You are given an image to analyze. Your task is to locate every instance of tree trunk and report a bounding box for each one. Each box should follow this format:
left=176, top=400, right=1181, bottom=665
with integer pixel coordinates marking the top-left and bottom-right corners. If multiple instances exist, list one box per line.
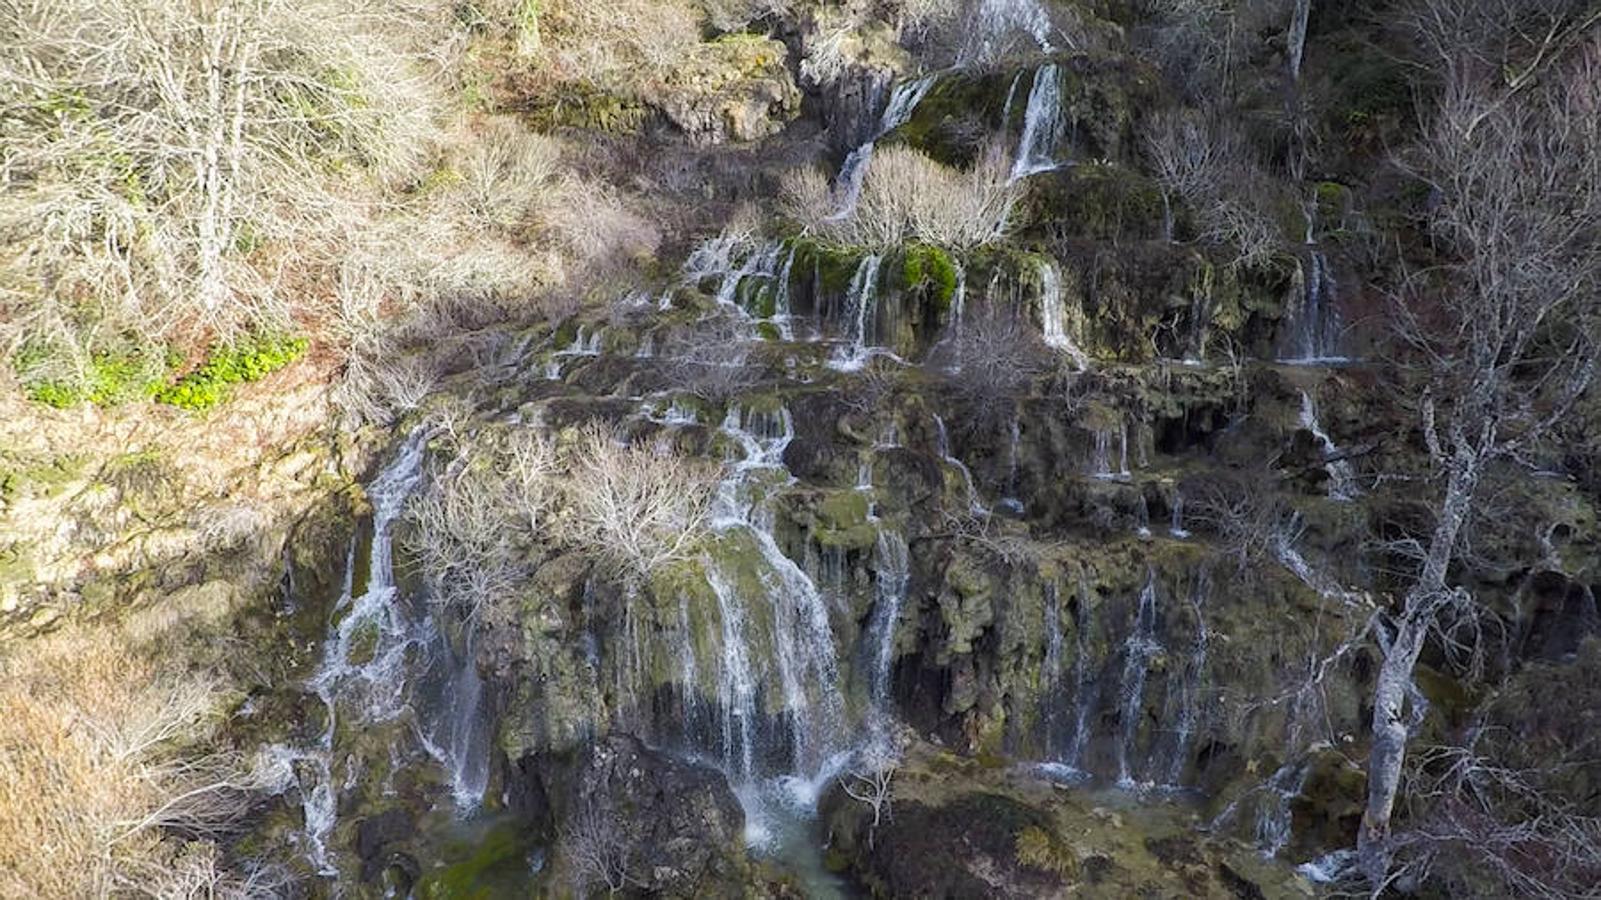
left=1358, top=446, right=1479, bottom=883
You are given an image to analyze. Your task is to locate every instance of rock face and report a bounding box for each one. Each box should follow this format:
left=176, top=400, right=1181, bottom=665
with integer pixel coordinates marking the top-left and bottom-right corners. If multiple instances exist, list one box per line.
left=530, top=734, right=750, bottom=897
left=653, top=36, right=802, bottom=145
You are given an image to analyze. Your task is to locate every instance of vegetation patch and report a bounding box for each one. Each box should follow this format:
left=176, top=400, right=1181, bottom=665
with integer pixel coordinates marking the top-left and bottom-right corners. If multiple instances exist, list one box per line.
left=155, top=334, right=309, bottom=411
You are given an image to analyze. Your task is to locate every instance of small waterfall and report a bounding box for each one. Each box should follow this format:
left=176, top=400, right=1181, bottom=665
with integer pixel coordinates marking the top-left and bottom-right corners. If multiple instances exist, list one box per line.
left=774, top=244, right=798, bottom=339
left=830, top=77, right=937, bottom=219
left=999, top=415, right=1025, bottom=514
left=1299, top=391, right=1358, bottom=501
left=1040, top=579, right=1068, bottom=759
left=1064, top=571, right=1099, bottom=772
left=1115, top=573, right=1161, bottom=787
left=278, top=430, right=432, bottom=875
left=1089, top=423, right=1131, bottom=481
left=833, top=254, right=883, bottom=370
left=1278, top=250, right=1345, bottom=362
left=1011, top=64, right=1065, bottom=181
left=867, top=530, right=911, bottom=709
left=1207, top=757, right=1310, bottom=857
left=959, top=0, right=1055, bottom=67
left=1037, top=258, right=1090, bottom=368
left=418, top=629, right=491, bottom=810
left=1169, top=488, right=1190, bottom=539
left=705, top=563, right=761, bottom=780
left=1134, top=494, right=1152, bottom=539
left=1162, top=577, right=1209, bottom=786
left=934, top=413, right=989, bottom=515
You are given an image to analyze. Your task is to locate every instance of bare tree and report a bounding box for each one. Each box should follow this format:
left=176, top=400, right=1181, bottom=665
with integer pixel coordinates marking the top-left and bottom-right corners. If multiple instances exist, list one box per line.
left=561, top=795, right=636, bottom=895
left=840, top=736, right=902, bottom=849
left=1142, top=110, right=1283, bottom=265
left=1359, top=22, right=1601, bottom=885
left=559, top=422, right=717, bottom=582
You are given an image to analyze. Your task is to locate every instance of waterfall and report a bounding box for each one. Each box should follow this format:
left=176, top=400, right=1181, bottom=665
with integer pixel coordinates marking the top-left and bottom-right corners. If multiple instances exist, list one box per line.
left=1299, top=391, right=1358, bottom=501
left=958, top=0, right=1055, bottom=67
left=1118, top=421, right=1131, bottom=478
left=1162, top=577, right=1209, bottom=786
left=934, top=413, right=989, bottom=515
left=1169, top=488, right=1190, bottom=539
left=867, top=530, right=911, bottom=709
left=999, top=415, right=1025, bottom=514
left=1278, top=250, right=1346, bottom=362
left=706, top=404, right=850, bottom=842
left=830, top=77, right=937, bottom=219
left=1089, top=423, right=1131, bottom=481
left=774, top=244, right=798, bottom=339
left=1134, top=494, right=1151, bottom=539
left=276, top=430, right=434, bottom=875
left=1011, top=64, right=1065, bottom=182
left=833, top=254, right=883, bottom=370
left=418, top=629, right=491, bottom=810
left=1115, top=573, right=1161, bottom=787
left=1037, top=258, right=1090, bottom=368
left=1041, top=579, right=1067, bottom=758
left=1207, top=757, right=1310, bottom=857
left=1064, top=571, right=1099, bottom=772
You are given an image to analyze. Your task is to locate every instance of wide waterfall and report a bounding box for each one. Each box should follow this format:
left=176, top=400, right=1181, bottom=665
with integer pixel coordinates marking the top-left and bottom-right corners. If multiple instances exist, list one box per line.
left=958, top=0, right=1055, bottom=67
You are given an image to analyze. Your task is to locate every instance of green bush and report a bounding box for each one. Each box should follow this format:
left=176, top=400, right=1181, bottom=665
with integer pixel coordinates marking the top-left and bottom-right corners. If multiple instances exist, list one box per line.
left=155, top=334, right=309, bottom=411
left=13, top=341, right=173, bottom=409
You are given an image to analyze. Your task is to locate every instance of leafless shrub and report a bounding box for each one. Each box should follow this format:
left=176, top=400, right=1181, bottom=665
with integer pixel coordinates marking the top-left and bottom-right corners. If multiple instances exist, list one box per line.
left=659, top=315, right=762, bottom=402
left=405, top=428, right=556, bottom=618
left=562, top=795, right=637, bottom=895
left=784, top=145, right=1017, bottom=250
left=934, top=301, right=1049, bottom=431
left=0, top=0, right=447, bottom=345
left=840, top=735, right=903, bottom=849
left=1183, top=471, right=1294, bottom=571
left=557, top=422, right=717, bottom=582
left=534, top=0, right=703, bottom=89
left=1143, top=110, right=1284, bottom=266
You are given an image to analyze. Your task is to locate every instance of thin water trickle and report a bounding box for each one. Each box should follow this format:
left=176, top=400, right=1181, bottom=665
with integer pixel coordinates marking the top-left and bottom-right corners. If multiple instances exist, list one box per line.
left=1115, top=573, right=1161, bottom=787
left=1037, top=258, right=1090, bottom=368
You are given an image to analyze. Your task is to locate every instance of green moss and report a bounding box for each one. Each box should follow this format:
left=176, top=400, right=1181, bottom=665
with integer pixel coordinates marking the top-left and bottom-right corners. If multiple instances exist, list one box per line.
left=793, top=238, right=863, bottom=296
left=155, top=333, right=308, bottom=411
left=524, top=83, right=646, bottom=134
left=900, top=244, right=959, bottom=314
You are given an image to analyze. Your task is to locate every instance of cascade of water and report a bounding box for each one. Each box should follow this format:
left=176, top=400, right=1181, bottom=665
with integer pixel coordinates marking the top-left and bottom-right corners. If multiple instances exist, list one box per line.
left=867, top=530, right=911, bottom=710
left=1162, top=578, right=1209, bottom=786
left=833, top=254, right=884, bottom=370
left=1116, top=573, right=1161, bottom=787
left=1089, top=429, right=1113, bottom=479
left=934, top=414, right=990, bottom=515
left=1065, top=571, right=1099, bottom=772
left=418, top=628, right=491, bottom=810
left=676, top=592, right=704, bottom=728
left=1299, top=391, right=1358, bottom=501
left=1041, top=579, right=1066, bottom=756
left=1134, top=494, right=1152, bottom=539
left=1037, top=258, right=1090, bottom=368
left=1279, top=250, right=1346, bottom=362
left=707, top=405, right=848, bottom=825
left=1206, top=756, right=1309, bottom=856
left=1118, top=421, right=1132, bottom=479
left=773, top=244, right=798, bottom=339
left=279, top=431, right=431, bottom=874
left=830, top=77, right=937, bottom=219
left=1011, top=64, right=1065, bottom=181
left=1169, top=488, right=1190, bottom=539
left=959, top=0, right=1055, bottom=67
left=999, top=415, right=1025, bottom=514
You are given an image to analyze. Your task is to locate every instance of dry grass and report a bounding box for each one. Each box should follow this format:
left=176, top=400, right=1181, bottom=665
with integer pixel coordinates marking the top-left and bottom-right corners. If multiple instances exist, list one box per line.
left=784, top=145, right=1017, bottom=250
left=0, top=624, right=257, bottom=898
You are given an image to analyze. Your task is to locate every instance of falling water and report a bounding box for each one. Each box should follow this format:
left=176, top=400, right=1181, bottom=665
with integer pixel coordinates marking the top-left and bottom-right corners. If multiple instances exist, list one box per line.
left=867, top=531, right=911, bottom=709
left=705, top=563, right=760, bottom=781
left=1064, top=571, right=1099, bottom=772
left=830, top=77, right=937, bottom=219
left=1169, top=488, right=1190, bottom=539
left=934, top=414, right=989, bottom=515
left=1037, top=258, right=1090, bottom=368
left=958, top=0, right=1055, bottom=67
left=1299, top=391, right=1358, bottom=501
left=1011, top=64, right=1065, bottom=181
left=999, top=415, right=1025, bottom=514
left=833, top=254, right=883, bottom=370
left=1162, top=577, right=1209, bottom=786
left=1134, top=494, right=1152, bottom=539
left=1207, top=757, right=1310, bottom=857
left=1279, top=250, right=1346, bottom=363
left=774, top=244, right=798, bottom=339
left=1116, top=573, right=1161, bottom=787
left=276, top=430, right=432, bottom=875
